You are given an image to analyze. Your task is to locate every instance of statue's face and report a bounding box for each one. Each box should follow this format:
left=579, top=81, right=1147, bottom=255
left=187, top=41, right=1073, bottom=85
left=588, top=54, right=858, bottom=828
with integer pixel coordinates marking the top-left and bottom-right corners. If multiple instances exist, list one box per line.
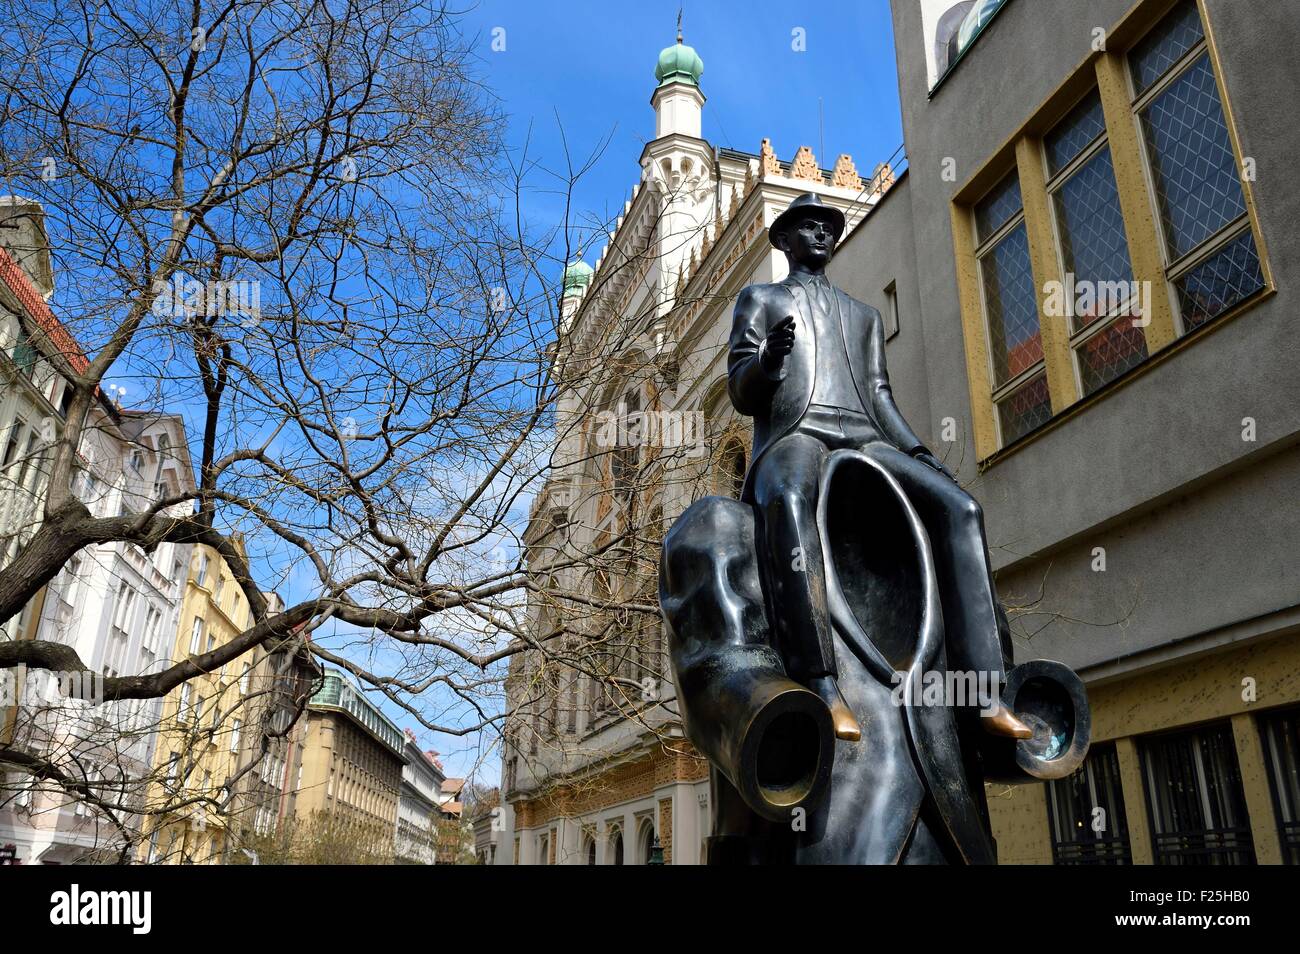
left=778, top=216, right=837, bottom=269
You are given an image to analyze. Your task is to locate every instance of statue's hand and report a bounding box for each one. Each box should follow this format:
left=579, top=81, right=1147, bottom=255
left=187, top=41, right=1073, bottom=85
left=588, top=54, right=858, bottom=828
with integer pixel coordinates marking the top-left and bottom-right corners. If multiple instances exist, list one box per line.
left=760, top=315, right=796, bottom=372
left=913, top=449, right=957, bottom=482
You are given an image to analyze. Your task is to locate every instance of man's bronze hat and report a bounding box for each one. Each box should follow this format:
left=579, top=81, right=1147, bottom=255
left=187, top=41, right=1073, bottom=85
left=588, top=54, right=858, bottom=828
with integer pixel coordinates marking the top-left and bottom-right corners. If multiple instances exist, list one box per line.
left=768, top=192, right=846, bottom=249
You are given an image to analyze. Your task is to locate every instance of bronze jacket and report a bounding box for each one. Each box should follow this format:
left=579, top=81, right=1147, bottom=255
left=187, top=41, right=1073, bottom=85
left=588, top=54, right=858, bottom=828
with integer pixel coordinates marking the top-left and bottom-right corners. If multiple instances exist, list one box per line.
left=727, top=273, right=926, bottom=500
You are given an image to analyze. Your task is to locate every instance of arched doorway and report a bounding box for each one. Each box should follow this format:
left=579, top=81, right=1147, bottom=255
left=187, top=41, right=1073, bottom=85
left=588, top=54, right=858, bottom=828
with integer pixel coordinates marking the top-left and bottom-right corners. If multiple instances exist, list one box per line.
left=640, top=822, right=656, bottom=864
left=610, top=828, right=624, bottom=866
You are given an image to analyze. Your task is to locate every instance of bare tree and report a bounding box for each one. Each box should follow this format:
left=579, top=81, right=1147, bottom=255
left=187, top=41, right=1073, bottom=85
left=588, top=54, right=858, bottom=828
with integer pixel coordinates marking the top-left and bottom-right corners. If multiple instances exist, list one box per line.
left=0, top=0, right=726, bottom=853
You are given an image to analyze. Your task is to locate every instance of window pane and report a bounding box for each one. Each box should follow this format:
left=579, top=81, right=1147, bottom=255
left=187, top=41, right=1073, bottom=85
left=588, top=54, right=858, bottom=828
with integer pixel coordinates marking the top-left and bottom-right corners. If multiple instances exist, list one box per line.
left=1142, top=722, right=1256, bottom=865
left=1140, top=53, right=1247, bottom=260
left=1045, top=90, right=1107, bottom=176
left=1047, top=742, right=1132, bottom=864
left=980, top=223, right=1041, bottom=385
left=975, top=171, right=1023, bottom=243
left=1258, top=706, right=1300, bottom=865
left=13, top=339, right=38, bottom=376
left=996, top=372, right=1051, bottom=444
left=1053, top=147, right=1134, bottom=331
left=1129, top=0, right=1204, bottom=96
left=1174, top=229, right=1265, bottom=331
left=1076, top=317, right=1149, bottom=396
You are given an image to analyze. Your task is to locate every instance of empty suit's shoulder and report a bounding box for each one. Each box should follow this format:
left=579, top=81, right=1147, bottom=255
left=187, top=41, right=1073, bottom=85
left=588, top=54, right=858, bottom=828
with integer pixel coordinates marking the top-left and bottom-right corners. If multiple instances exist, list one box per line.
left=734, top=282, right=790, bottom=314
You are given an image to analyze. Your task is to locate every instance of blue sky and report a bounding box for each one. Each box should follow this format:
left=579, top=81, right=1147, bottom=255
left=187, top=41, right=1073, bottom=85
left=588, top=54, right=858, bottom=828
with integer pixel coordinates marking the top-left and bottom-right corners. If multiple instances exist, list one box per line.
left=392, top=1, right=908, bottom=784
left=455, top=0, right=906, bottom=252
left=89, top=0, right=908, bottom=788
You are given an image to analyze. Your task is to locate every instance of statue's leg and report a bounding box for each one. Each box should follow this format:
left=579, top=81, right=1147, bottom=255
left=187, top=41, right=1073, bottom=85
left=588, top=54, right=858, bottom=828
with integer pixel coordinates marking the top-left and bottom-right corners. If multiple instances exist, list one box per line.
left=869, top=447, right=1005, bottom=679
left=900, top=799, right=957, bottom=865
left=752, top=435, right=862, bottom=740
left=750, top=434, right=835, bottom=683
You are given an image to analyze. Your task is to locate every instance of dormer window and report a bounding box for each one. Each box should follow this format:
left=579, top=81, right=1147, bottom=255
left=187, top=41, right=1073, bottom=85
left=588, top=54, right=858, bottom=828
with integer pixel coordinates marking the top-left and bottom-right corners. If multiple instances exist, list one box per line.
left=11, top=326, right=37, bottom=378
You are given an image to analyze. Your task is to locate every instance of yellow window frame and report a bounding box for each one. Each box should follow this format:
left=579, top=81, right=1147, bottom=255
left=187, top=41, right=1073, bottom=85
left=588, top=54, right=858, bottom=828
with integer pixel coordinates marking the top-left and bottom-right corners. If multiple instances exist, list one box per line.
left=952, top=0, right=1273, bottom=464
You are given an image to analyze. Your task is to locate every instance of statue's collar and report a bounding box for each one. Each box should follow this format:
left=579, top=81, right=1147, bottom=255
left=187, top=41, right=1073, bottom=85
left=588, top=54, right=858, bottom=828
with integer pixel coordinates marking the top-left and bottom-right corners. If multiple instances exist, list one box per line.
left=786, top=270, right=833, bottom=291
left=780, top=270, right=832, bottom=300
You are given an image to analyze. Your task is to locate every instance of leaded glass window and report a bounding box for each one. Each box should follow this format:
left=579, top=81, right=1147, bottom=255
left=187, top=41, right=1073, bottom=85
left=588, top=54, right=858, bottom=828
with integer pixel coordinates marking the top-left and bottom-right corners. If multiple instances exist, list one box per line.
left=974, top=171, right=1050, bottom=445
left=1131, top=0, right=1264, bottom=332
left=1046, top=89, right=1148, bottom=395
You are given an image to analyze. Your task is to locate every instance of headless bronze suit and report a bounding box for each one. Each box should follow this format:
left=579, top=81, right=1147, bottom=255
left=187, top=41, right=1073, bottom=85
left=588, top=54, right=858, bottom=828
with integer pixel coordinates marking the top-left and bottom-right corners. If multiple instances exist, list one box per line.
left=738, top=271, right=1008, bottom=690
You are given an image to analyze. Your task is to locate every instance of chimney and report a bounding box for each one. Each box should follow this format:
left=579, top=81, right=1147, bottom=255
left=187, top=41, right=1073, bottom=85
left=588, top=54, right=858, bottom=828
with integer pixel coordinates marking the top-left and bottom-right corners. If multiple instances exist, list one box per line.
left=0, top=196, right=54, bottom=299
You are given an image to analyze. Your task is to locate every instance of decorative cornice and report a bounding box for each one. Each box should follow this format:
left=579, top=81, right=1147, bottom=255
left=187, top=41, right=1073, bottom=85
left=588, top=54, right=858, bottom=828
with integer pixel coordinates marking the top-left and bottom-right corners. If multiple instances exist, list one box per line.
left=759, top=137, right=781, bottom=178
left=789, top=145, right=823, bottom=183
left=831, top=153, right=864, bottom=191
left=868, top=161, right=898, bottom=197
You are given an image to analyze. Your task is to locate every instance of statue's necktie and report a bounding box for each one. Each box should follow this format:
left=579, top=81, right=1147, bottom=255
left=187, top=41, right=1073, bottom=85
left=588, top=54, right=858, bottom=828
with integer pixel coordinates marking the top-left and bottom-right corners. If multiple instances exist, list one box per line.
left=809, top=276, right=831, bottom=313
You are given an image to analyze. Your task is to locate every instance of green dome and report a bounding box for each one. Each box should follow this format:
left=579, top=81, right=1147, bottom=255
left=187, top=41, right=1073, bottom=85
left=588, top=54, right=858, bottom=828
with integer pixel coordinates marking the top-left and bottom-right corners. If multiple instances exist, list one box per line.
left=562, top=260, right=593, bottom=297
left=655, top=39, right=703, bottom=88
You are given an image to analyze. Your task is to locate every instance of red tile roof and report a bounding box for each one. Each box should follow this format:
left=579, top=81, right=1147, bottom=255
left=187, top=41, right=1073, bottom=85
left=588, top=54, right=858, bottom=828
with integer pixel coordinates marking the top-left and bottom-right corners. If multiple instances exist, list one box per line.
left=0, top=245, right=89, bottom=374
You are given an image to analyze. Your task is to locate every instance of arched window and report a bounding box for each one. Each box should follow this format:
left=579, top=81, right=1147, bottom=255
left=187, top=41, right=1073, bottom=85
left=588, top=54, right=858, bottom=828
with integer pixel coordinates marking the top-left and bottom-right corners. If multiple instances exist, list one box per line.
left=715, top=434, right=747, bottom=499
left=588, top=565, right=614, bottom=717
left=610, top=827, right=624, bottom=866
left=640, top=822, right=656, bottom=864
left=611, top=386, right=641, bottom=498
left=725, top=443, right=746, bottom=498
left=933, top=1, right=976, bottom=78
left=586, top=837, right=597, bottom=865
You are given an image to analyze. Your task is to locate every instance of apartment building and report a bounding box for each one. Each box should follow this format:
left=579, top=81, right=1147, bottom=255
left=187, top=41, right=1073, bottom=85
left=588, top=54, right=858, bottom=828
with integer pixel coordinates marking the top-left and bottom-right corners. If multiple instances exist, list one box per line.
left=137, top=543, right=312, bottom=864
left=231, top=598, right=319, bottom=850
left=0, top=196, right=62, bottom=648
left=0, top=198, right=197, bottom=863
left=396, top=729, right=444, bottom=864
left=294, top=669, right=406, bottom=857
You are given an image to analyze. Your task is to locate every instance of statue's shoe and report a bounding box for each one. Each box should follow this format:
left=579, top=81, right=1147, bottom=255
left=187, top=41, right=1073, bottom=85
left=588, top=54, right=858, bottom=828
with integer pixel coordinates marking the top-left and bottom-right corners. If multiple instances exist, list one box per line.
left=810, top=676, right=862, bottom=742
left=982, top=702, right=1033, bottom=739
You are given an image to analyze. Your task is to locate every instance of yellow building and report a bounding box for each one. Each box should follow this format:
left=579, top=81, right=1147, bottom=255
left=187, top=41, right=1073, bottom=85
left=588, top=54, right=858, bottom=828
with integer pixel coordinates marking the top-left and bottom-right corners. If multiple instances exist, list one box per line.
left=291, top=670, right=407, bottom=860
left=988, top=638, right=1300, bottom=864
left=139, top=541, right=259, bottom=864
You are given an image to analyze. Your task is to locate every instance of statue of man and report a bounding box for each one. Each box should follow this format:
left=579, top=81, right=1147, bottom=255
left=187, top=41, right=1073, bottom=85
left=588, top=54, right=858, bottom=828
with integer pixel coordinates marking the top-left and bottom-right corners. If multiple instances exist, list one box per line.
left=727, top=192, right=1030, bottom=742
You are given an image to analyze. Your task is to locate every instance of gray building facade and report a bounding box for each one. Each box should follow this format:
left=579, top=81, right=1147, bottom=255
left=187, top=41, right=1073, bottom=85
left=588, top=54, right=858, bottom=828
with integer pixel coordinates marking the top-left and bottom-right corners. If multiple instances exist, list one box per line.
left=829, top=0, right=1300, bottom=863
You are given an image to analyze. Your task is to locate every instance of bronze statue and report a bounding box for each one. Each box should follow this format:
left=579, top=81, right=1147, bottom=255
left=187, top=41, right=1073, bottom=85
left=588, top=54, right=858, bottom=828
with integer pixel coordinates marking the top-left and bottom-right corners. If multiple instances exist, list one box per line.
left=659, top=193, right=1090, bottom=864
